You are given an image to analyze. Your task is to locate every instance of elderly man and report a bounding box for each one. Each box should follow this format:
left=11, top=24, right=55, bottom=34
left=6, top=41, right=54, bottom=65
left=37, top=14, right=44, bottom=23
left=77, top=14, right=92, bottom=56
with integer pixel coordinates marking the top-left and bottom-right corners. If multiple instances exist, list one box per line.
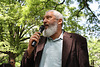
left=21, top=10, right=89, bottom=67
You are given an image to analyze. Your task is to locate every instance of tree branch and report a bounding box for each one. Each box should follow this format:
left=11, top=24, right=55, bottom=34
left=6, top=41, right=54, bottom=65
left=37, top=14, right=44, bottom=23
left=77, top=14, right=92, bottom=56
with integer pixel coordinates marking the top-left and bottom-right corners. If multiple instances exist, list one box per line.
left=86, top=3, right=96, bottom=17
left=76, top=6, right=85, bottom=16
left=0, top=56, right=5, bottom=63
left=86, top=2, right=99, bottom=21
left=54, top=0, right=65, bottom=9
left=20, top=37, right=30, bottom=42
left=19, top=27, right=25, bottom=39
left=58, top=0, right=65, bottom=4
left=0, top=51, right=9, bottom=54
left=20, top=25, right=35, bottom=39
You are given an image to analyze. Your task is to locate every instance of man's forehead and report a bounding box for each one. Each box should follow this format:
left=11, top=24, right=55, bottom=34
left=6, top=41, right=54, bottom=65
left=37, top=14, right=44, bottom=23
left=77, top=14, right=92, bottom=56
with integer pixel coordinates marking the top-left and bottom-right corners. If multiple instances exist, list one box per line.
left=44, top=11, right=54, bottom=17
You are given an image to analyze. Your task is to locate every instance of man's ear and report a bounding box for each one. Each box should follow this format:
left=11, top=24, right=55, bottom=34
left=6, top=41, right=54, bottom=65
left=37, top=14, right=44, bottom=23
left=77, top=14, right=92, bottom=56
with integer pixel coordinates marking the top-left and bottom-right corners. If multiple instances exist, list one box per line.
left=58, top=19, right=62, bottom=25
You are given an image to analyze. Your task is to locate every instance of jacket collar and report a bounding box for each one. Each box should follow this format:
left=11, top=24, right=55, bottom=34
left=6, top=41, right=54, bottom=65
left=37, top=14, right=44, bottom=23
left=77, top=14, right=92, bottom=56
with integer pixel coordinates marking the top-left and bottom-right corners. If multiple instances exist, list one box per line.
left=35, top=32, right=73, bottom=67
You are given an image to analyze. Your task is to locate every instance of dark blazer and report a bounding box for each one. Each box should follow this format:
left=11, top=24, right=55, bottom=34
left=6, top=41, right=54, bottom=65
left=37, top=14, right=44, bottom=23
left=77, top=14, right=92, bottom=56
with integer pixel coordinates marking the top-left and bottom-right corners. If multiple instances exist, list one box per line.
left=21, top=32, right=89, bottom=67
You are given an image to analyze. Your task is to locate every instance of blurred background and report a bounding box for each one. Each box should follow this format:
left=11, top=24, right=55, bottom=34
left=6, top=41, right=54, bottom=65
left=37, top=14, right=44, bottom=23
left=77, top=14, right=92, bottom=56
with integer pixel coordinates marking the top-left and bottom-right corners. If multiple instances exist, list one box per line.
left=0, top=0, right=100, bottom=67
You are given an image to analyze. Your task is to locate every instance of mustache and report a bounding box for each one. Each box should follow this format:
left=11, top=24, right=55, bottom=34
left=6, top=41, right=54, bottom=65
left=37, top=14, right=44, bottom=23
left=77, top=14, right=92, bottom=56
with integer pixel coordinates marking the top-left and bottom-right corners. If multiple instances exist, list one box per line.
left=44, top=23, right=49, bottom=27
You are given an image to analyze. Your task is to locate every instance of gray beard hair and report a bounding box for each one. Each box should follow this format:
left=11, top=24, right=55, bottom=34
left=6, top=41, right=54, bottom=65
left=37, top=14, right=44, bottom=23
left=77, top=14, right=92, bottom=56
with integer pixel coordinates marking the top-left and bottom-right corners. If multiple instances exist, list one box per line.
left=43, top=23, right=57, bottom=37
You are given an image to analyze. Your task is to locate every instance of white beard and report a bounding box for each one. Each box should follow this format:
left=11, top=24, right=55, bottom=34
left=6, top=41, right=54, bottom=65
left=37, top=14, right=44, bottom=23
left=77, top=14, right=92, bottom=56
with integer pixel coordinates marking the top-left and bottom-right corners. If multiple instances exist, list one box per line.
left=43, top=23, right=58, bottom=37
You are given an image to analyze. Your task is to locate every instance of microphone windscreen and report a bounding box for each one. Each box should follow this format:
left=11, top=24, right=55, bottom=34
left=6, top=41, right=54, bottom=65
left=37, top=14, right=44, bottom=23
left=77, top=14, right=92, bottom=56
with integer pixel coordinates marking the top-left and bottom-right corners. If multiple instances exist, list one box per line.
left=39, top=25, right=45, bottom=33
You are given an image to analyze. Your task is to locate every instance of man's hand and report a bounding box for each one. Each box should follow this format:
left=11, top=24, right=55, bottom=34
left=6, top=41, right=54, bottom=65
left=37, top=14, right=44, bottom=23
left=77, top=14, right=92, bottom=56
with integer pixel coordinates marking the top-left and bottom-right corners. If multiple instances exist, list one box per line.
left=27, top=32, right=41, bottom=57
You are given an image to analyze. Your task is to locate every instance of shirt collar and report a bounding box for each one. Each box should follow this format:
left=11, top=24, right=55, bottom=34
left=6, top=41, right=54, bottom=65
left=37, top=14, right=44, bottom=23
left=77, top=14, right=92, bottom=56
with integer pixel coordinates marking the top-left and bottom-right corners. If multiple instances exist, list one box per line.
left=47, top=31, right=63, bottom=42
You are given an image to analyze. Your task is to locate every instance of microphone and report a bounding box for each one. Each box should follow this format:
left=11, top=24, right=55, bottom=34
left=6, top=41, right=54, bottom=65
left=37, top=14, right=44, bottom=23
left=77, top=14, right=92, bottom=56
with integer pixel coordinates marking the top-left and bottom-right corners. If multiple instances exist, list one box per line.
left=31, top=25, right=45, bottom=47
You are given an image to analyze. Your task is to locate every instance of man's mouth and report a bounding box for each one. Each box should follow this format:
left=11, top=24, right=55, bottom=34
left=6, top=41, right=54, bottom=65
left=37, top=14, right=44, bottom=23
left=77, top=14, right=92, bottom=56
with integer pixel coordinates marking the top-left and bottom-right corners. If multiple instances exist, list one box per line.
left=44, top=24, right=49, bottom=29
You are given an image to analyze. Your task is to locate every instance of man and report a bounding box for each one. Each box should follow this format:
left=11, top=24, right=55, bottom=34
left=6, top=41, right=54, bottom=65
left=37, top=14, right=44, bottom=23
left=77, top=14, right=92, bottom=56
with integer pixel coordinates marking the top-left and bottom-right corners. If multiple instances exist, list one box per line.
left=10, top=58, right=15, bottom=67
left=21, top=10, right=89, bottom=67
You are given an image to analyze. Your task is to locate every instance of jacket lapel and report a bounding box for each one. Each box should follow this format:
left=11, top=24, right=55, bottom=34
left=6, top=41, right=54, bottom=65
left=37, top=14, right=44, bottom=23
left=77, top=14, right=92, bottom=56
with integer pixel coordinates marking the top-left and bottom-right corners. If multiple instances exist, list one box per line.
left=62, top=32, right=73, bottom=67
left=34, top=37, right=47, bottom=67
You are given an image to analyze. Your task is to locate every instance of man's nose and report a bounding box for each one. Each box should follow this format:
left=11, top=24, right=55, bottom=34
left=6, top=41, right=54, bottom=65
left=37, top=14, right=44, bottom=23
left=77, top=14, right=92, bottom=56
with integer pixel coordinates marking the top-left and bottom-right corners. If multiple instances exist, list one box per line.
left=43, top=18, right=47, bottom=24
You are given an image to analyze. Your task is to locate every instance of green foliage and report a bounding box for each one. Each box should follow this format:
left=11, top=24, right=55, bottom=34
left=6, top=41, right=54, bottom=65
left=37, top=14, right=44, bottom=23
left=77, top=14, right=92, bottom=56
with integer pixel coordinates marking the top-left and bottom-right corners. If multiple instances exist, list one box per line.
left=88, top=39, right=100, bottom=67
left=63, top=6, right=85, bottom=33
left=0, top=0, right=99, bottom=67
left=65, top=0, right=100, bottom=38
left=0, top=0, right=65, bottom=66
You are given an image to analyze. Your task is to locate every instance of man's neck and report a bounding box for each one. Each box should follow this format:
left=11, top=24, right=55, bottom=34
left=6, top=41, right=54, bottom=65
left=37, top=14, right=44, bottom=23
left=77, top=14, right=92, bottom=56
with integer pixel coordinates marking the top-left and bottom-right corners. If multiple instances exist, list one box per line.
left=50, top=29, right=62, bottom=40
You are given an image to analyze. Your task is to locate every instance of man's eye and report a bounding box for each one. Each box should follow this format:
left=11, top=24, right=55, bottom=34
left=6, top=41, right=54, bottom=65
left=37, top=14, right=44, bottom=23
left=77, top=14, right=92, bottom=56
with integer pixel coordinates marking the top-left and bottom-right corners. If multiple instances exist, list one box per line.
left=43, top=16, right=52, bottom=20
left=47, top=16, right=52, bottom=19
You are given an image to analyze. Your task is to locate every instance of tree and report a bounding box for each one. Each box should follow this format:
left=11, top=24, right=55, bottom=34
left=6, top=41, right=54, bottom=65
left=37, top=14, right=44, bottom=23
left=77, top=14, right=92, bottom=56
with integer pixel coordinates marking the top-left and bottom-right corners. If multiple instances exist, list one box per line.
left=88, top=38, right=100, bottom=67
left=0, top=0, right=65, bottom=66
left=64, top=0, right=100, bottom=38
left=0, top=0, right=99, bottom=66
left=0, top=0, right=29, bottom=64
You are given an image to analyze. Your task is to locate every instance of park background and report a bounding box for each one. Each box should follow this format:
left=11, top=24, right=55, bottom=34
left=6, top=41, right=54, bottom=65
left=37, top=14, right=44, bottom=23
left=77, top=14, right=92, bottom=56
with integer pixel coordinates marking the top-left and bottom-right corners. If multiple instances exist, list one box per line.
left=0, top=0, right=100, bottom=67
